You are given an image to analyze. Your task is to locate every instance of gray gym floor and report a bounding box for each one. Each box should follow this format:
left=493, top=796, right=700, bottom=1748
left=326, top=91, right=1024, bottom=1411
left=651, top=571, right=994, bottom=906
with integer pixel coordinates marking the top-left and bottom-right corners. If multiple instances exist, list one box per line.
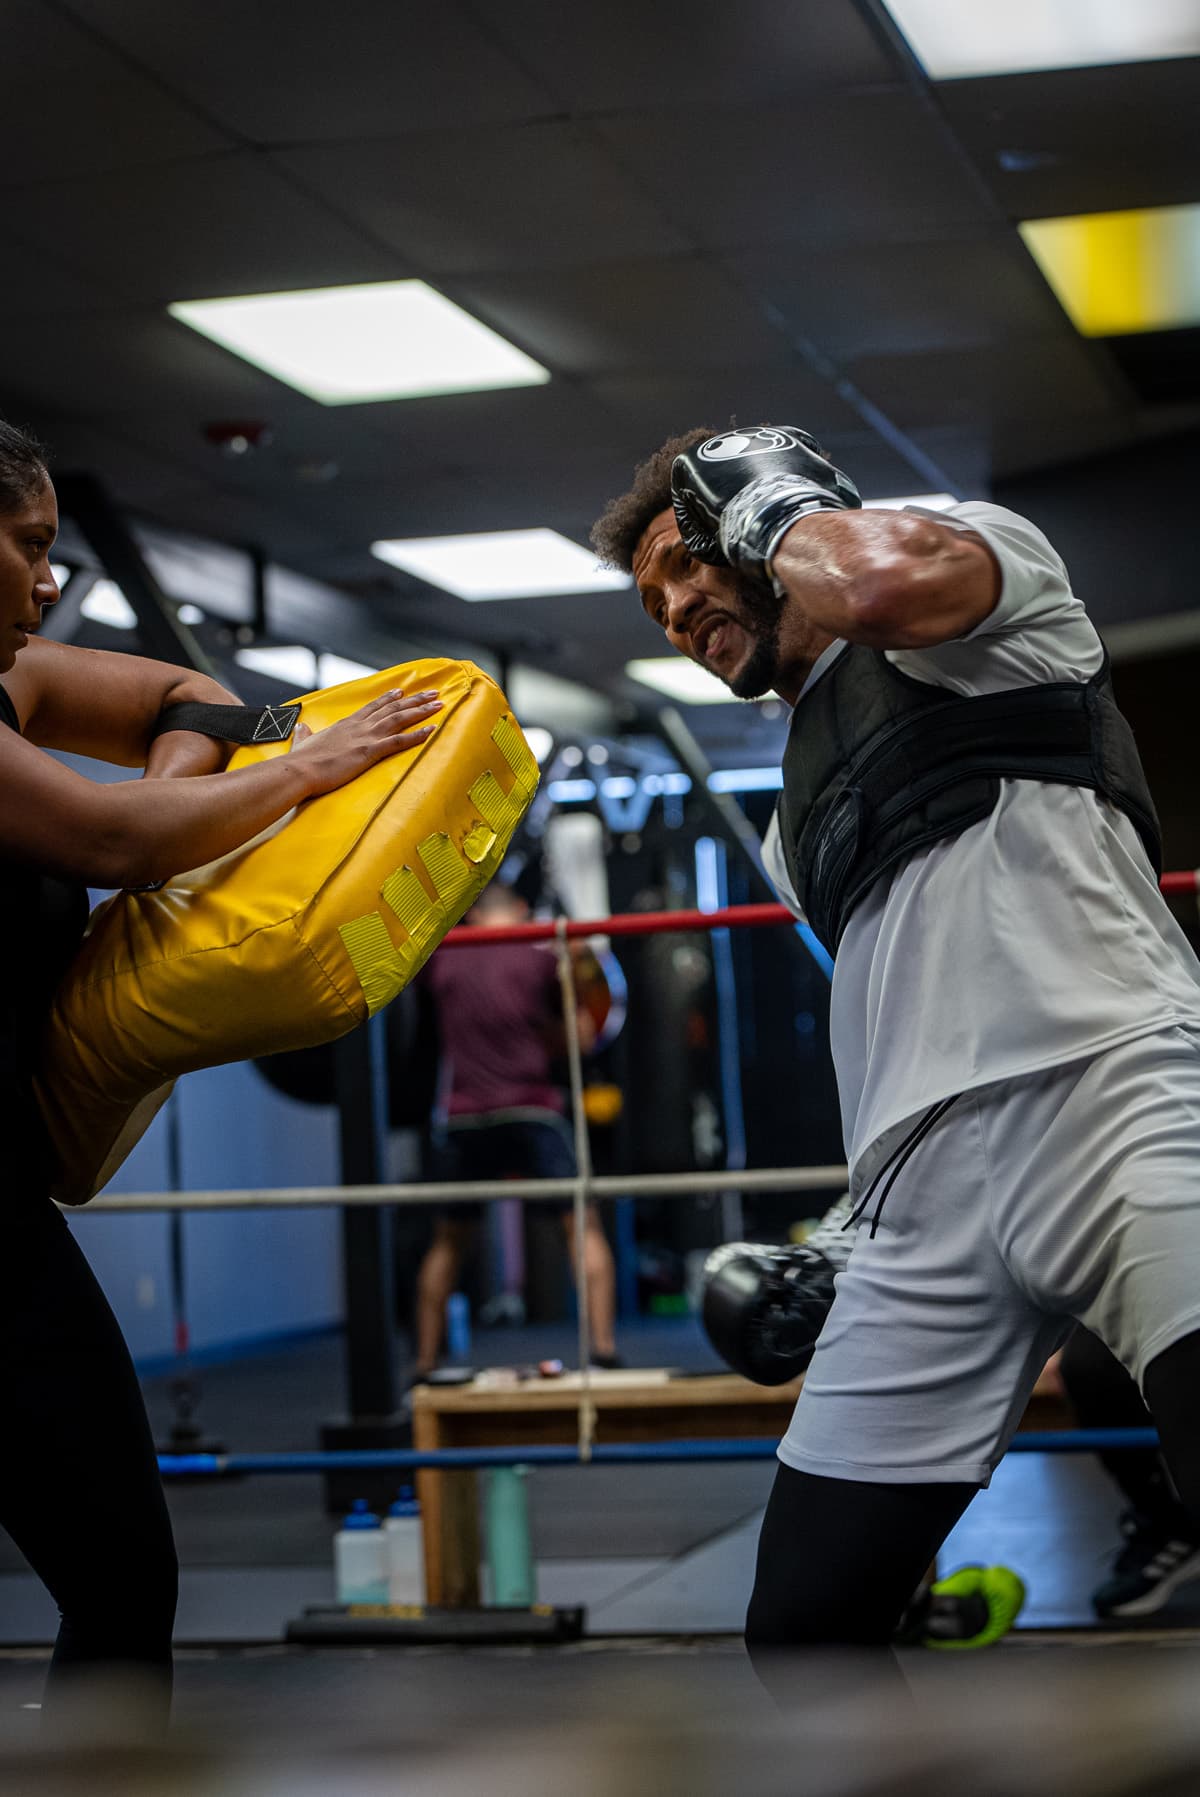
left=3, top=1637, right=1200, bottom=1793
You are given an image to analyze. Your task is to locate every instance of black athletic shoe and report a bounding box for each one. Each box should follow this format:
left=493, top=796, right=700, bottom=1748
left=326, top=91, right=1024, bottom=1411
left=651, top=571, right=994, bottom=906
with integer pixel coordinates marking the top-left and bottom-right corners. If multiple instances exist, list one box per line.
left=1093, top=1508, right=1200, bottom=1618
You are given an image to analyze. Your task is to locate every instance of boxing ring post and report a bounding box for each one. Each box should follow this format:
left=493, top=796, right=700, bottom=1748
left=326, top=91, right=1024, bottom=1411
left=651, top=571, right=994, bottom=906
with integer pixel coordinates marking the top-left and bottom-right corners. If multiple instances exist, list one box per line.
left=318, top=1015, right=409, bottom=1513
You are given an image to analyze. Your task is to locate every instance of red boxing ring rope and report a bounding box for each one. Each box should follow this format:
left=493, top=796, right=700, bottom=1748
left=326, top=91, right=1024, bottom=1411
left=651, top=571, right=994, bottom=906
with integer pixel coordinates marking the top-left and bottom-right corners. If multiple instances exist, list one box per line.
left=445, top=870, right=1200, bottom=947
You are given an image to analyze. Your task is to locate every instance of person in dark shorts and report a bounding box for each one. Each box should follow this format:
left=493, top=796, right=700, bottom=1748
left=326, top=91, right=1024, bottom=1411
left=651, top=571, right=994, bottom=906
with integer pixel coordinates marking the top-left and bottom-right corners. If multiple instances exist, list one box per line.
left=413, top=880, right=619, bottom=1374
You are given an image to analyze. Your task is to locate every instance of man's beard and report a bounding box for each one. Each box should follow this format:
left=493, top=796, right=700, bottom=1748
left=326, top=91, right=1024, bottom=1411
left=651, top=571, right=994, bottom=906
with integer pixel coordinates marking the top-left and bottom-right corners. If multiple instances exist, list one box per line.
left=724, top=578, right=786, bottom=700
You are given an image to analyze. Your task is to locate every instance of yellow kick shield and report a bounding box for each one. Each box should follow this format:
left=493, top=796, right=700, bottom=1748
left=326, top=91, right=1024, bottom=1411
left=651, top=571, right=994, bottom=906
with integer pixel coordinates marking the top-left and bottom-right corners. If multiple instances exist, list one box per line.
left=35, top=660, right=539, bottom=1206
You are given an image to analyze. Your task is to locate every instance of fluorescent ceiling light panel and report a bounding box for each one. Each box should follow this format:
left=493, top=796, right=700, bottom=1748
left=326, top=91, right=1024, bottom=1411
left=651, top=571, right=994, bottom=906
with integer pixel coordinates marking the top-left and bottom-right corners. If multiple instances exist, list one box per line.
left=625, top=657, right=745, bottom=706
left=318, top=653, right=378, bottom=688
left=882, top=0, right=1200, bottom=78
left=523, top=727, right=555, bottom=765
left=371, top=529, right=630, bottom=600
left=708, top=767, right=784, bottom=793
left=80, top=580, right=136, bottom=629
left=168, top=281, right=549, bottom=404
left=865, top=492, right=958, bottom=511
left=547, top=779, right=598, bottom=803
left=234, top=645, right=319, bottom=687
left=1019, top=204, right=1200, bottom=336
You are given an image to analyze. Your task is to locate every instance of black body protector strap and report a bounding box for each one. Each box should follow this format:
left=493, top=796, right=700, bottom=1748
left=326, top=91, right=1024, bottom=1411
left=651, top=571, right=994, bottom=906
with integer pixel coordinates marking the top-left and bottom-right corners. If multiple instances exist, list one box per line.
left=777, top=643, right=1162, bottom=958
left=150, top=700, right=301, bottom=745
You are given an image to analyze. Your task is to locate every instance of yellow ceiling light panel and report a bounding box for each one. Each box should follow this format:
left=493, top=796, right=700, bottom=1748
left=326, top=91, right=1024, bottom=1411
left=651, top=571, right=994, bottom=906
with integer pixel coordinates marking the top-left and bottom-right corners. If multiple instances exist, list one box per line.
left=1020, top=204, right=1200, bottom=338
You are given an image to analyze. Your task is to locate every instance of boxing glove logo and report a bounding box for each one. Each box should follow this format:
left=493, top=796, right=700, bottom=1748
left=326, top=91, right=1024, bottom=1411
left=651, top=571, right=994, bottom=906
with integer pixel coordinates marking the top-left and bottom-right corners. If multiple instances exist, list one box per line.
left=698, top=426, right=822, bottom=462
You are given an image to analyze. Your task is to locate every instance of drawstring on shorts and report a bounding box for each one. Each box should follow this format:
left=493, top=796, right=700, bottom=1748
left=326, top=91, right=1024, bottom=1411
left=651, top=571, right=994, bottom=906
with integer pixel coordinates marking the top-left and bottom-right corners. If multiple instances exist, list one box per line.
left=844, top=1093, right=961, bottom=1239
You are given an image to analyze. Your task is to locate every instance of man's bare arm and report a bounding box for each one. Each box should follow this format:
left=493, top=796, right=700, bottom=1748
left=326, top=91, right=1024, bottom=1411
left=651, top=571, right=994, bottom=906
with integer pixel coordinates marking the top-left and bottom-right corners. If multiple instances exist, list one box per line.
left=769, top=508, right=1001, bottom=649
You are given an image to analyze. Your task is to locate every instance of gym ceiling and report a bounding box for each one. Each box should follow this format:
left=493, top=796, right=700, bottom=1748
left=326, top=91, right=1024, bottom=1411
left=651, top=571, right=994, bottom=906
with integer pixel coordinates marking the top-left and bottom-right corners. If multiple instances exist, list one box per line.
left=3, top=1, right=1199, bottom=756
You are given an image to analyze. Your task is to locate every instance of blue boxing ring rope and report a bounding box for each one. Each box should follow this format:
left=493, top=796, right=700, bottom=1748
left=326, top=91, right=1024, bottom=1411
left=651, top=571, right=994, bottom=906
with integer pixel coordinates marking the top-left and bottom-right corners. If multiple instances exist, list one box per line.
left=158, top=1427, right=1162, bottom=1478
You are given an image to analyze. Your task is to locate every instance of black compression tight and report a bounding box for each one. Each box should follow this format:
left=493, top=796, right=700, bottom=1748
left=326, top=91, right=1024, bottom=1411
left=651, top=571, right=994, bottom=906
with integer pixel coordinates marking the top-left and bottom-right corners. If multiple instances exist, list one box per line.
left=1142, top=1327, right=1200, bottom=1532
left=745, top=1462, right=977, bottom=1686
left=744, top=1325, right=1200, bottom=1698
left=0, top=1194, right=177, bottom=1721
left=1059, top=1327, right=1183, bottom=1524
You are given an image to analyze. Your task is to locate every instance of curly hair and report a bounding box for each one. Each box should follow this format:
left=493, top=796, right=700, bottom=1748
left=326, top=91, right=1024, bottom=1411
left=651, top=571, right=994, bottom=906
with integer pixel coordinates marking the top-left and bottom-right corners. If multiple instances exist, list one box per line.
left=590, top=427, right=715, bottom=573
left=0, top=417, right=49, bottom=514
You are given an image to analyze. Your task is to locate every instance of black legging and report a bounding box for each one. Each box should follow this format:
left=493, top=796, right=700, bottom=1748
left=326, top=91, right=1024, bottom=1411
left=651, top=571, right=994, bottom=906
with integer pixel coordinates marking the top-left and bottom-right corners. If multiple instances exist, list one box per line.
left=1059, top=1327, right=1186, bottom=1526
left=0, top=1191, right=177, bottom=1717
left=746, top=1326, right=1200, bottom=1682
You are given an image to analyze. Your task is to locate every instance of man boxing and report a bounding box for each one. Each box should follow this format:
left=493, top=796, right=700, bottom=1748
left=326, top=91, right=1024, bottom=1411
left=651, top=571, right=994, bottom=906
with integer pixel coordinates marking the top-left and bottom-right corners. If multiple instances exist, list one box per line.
left=590, top=426, right=1200, bottom=1670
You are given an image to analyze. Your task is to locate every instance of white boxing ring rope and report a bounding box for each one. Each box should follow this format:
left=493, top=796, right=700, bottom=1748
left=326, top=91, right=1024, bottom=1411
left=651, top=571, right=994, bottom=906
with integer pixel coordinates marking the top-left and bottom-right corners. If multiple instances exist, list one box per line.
left=82, top=1166, right=851, bottom=1213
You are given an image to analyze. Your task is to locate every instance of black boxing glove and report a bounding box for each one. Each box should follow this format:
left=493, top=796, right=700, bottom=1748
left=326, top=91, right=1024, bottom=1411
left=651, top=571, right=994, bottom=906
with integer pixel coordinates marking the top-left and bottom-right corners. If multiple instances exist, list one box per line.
left=701, top=1240, right=839, bottom=1386
left=671, top=424, right=861, bottom=583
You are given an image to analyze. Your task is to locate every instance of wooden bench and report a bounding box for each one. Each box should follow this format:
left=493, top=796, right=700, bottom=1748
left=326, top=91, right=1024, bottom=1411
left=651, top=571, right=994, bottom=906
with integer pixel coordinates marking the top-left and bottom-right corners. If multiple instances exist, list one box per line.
left=411, top=1366, right=1074, bottom=1606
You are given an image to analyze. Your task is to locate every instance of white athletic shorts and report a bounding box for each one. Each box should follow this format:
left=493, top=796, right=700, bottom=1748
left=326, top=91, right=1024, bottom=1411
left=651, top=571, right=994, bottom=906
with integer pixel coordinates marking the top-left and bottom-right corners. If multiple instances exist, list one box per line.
left=779, top=1022, right=1200, bottom=1487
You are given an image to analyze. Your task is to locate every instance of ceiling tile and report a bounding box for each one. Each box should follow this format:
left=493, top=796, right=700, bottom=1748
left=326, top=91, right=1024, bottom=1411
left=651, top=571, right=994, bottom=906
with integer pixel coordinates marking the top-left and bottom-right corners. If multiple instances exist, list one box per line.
left=355, top=381, right=634, bottom=465
left=61, top=0, right=555, bottom=140
left=276, top=123, right=688, bottom=273
left=0, top=0, right=230, bottom=185
left=448, top=258, right=795, bottom=374
left=595, top=93, right=991, bottom=251
left=473, top=0, right=896, bottom=112
left=0, top=312, right=296, bottom=418
left=845, top=337, right=1121, bottom=435
left=734, top=236, right=1066, bottom=360
left=591, top=369, right=864, bottom=455
left=806, top=431, right=948, bottom=501
left=11, top=154, right=399, bottom=302
left=939, top=59, right=1200, bottom=221
left=0, top=235, right=128, bottom=320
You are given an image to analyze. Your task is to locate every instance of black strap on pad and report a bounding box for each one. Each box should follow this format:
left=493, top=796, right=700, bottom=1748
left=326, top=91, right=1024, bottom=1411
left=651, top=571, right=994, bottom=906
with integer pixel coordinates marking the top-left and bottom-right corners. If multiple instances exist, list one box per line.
left=151, top=700, right=301, bottom=745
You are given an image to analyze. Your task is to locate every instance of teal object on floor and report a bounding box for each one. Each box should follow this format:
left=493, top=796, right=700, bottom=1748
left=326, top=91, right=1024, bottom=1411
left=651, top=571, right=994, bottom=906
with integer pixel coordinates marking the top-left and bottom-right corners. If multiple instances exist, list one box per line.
left=485, top=1465, right=536, bottom=1606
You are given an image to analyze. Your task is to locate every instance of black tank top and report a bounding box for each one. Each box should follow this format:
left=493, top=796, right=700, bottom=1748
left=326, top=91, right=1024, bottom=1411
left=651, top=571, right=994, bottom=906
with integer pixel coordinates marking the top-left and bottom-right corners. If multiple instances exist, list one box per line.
left=0, top=683, right=91, bottom=1191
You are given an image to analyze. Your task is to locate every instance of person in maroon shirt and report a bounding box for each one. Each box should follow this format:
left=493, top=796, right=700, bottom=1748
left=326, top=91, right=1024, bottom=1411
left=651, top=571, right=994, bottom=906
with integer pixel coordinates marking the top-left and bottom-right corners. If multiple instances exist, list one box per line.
left=413, top=879, right=618, bottom=1375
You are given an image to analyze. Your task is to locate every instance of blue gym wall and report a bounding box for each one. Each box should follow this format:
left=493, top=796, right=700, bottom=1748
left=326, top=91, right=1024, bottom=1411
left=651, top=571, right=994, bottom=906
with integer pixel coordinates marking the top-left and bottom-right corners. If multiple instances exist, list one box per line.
left=67, top=1067, right=344, bottom=1365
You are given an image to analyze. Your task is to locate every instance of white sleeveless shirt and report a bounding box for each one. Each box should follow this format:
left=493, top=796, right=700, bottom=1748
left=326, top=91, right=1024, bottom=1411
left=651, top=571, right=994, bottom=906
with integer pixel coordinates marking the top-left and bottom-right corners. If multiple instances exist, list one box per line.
left=763, top=501, right=1200, bottom=1174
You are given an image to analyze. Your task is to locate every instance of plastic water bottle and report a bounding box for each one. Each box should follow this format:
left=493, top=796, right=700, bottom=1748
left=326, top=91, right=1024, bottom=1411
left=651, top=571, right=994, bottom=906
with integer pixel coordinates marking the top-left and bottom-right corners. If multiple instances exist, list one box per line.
left=385, top=1488, right=423, bottom=1605
left=485, top=1465, right=536, bottom=1606
left=446, top=1290, right=472, bottom=1362
left=334, top=1498, right=388, bottom=1605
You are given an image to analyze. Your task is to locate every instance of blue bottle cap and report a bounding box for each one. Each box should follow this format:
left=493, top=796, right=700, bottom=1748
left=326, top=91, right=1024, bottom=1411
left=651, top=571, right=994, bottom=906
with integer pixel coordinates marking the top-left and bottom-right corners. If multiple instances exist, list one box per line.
left=343, top=1497, right=381, bottom=1529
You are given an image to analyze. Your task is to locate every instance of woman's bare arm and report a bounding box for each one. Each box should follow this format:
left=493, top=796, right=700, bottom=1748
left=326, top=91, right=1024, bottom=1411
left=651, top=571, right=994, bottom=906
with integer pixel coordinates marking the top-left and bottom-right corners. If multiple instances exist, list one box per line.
left=0, top=688, right=442, bottom=888
left=4, top=638, right=243, bottom=774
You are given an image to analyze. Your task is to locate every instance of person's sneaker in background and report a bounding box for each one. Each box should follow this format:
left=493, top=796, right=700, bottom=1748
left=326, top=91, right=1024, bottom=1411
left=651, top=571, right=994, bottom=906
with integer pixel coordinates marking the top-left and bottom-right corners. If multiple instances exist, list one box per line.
left=1093, top=1508, right=1200, bottom=1618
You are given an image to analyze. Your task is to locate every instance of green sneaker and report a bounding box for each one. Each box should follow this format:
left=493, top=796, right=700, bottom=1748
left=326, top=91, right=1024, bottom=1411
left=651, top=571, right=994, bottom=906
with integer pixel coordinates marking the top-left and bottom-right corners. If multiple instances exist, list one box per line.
left=922, top=1564, right=1026, bottom=1650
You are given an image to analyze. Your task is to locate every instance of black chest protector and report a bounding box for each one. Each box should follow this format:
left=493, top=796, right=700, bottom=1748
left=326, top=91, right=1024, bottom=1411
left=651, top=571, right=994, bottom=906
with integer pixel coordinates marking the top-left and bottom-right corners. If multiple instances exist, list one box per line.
left=777, top=643, right=1162, bottom=958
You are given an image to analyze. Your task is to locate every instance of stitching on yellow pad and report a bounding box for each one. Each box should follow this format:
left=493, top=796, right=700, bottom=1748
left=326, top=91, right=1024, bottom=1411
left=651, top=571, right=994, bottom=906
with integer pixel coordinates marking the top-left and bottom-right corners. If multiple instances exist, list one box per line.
left=469, top=769, right=525, bottom=839
left=417, top=832, right=478, bottom=917
left=492, top=714, right=539, bottom=797
left=380, top=866, right=429, bottom=938
left=462, top=823, right=497, bottom=865
left=337, top=911, right=412, bottom=1016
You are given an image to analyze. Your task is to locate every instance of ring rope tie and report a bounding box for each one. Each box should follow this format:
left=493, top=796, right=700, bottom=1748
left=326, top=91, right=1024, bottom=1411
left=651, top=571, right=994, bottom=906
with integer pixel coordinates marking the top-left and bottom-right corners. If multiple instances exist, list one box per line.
left=554, top=913, right=595, bottom=1463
